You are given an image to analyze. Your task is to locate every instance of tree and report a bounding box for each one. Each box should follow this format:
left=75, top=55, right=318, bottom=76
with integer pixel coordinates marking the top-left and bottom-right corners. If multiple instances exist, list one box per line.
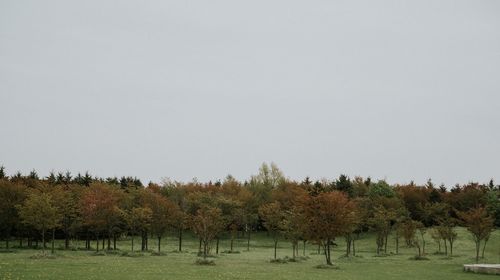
left=258, top=201, right=284, bottom=260
left=369, top=206, right=396, bottom=255
left=123, top=207, right=152, bottom=252
left=143, top=191, right=179, bottom=252
left=0, top=181, right=26, bottom=249
left=459, top=207, right=495, bottom=262
left=304, top=191, right=357, bottom=265
left=335, top=174, right=353, bottom=197
left=50, top=185, right=81, bottom=249
left=17, top=192, right=61, bottom=254
left=81, top=183, right=124, bottom=251
left=191, top=207, right=225, bottom=259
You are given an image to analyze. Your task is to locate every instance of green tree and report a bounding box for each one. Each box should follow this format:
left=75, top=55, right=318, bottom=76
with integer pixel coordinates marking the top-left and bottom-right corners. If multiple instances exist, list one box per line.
left=0, top=180, right=26, bottom=249
left=17, top=192, right=61, bottom=254
left=259, top=201, right=284, bottom=260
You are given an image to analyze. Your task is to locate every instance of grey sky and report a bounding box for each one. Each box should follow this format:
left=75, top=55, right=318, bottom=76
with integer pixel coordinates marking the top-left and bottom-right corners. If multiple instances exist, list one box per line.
left=1, top=0, right=499, bottom=186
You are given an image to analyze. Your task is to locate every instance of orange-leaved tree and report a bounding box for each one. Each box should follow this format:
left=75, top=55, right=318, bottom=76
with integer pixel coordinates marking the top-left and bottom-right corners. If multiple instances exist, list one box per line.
left=304, top=191, right=357, bottom=265
left=459, top=207, right=495, bottom=263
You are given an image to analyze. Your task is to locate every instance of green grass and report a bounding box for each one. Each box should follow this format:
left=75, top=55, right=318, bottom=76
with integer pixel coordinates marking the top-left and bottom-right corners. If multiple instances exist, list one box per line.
left=1, top=228, right=499, bottom=280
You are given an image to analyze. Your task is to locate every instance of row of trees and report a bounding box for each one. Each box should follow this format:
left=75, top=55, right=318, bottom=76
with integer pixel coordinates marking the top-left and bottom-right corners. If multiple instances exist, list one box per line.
left=0, top=164, right=498, bottom=263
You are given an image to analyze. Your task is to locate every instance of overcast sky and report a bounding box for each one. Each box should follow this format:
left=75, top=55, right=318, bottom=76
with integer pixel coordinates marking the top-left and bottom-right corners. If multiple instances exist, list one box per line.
left=1, top=0, right=499, bottom=186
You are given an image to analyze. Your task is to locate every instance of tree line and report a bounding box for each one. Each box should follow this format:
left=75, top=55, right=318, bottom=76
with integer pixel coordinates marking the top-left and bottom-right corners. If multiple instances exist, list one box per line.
left=0, top=163, right=498, bottom=264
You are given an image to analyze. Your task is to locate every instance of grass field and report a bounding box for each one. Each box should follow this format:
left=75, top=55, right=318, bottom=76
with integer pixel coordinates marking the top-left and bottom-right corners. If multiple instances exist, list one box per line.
left=1, top=228, right=499, bottom=280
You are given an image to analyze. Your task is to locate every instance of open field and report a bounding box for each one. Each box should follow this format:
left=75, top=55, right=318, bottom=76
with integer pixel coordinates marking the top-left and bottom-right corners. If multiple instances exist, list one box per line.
left=1, top=228, right=499, bottom=280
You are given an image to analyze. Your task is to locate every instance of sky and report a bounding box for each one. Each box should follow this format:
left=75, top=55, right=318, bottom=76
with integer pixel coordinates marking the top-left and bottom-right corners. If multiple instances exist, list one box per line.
left=1, top=0, right=499, bottom=186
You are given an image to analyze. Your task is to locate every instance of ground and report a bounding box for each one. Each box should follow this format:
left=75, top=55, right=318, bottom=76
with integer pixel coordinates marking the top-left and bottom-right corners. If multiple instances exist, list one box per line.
left=1, top=228, right=499, bottom=280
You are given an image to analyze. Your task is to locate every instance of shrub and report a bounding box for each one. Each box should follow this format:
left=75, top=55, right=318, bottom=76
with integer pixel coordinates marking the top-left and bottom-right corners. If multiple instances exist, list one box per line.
left=151, top=251, right=167, bottom=256
left=195, top=258, right=215, bottom=265
left=409, top=255, right=430, bottom=261
left=120, top=251, right=145, bottom=257
left=270, top=257, right=288, bottom=264
left=30, top=253, right=57, bottom=259
left=314, top=264, right=340, bottom=269
left=221, top=250, right=240, bottom=254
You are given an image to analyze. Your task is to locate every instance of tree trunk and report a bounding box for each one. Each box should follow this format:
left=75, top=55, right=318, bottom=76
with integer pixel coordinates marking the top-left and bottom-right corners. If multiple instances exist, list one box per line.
left=216, top=237, right=219, bottom=254
left=247, top=229, right=250, bottom=251
left=131, top=236, right=134, bottom=252
left=420, top=232, right=426, bottom=255
left=395, top=235, right=399, bottom=254
left=107, top=236, right=111, bottom=250
left=384, top=234, right=388, bottom=254
left=292, top=243, right=296, bottom=259
left=65, top=233, right=69, bottom=250
left=449, top=240, right=453, bottom=256
left=19, top=238, right=23, bottom=248
left=230, top=236, right=234, bottom=252
left=96, top=234, right=99, bottom=252
left=113, top=235, right=116, bottom=250
left=158, top=236, right=161, bottom=252
left=203, top=241, right=208, bottom=259
left=43, top=231, right=47, bottom=250
left=443, top=238, right=448, bottom=255
left=303, top=240, right=306, bottom=256
left=352, top=238, right=356, bottom=256
left=5, top=239, right=9, bottom=250
left=178, top=229, right=183, bottom=252
left=51, top=229, right=55, bottom=254
left=198, top=238, right=202, bottom=253
left=274, top=240, right=278, bottom=260
left=41, top=229, right=45, bottom=254
left=325, top=239, right=332, bottom=265
left=482, top=239, right=488, bottom=259
left=475, top=241, right=480, bottom=263
left=102, top=238, right=104, bottom=250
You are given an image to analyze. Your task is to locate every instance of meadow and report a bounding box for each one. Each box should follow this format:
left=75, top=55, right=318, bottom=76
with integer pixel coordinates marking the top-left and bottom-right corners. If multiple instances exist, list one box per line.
left=1, top=228, right=499, bottom=280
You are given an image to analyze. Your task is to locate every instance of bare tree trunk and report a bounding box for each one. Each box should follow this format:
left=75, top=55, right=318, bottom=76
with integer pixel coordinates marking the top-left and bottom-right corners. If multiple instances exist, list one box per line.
left=178, top=229, right=183, bottom=252
left=395, top=235, right=399, bottom=254
left=41, top=229, right=45, bottom=254
left=96, top=234, right=99, bottom=252
left=482, top=238, right=488, bottom=259
left=131, top=236, right=134, bottom=252
left=352, top=238, right=356, bottom=256
left=158, top=236, right=161, bottom=252
left=449, top=239, right=453, bottom=257
left=303, top=240, right=306, bottom=256
left=443, top=239, right=448, bottom=256
left=51, top=229, right=55, bottom=254
left=274, top=240, right=278, bottom=260
left=384, top=234, right=388, bottom=254
left=216, top=238, right=219, bottom=254
left=247, top=230, right=250, bottom=251
left=325, top=239, right=332, bottom=265
left=475, top=241, right=480, bottom=263
left=65, top=232, right=69, bottom=250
